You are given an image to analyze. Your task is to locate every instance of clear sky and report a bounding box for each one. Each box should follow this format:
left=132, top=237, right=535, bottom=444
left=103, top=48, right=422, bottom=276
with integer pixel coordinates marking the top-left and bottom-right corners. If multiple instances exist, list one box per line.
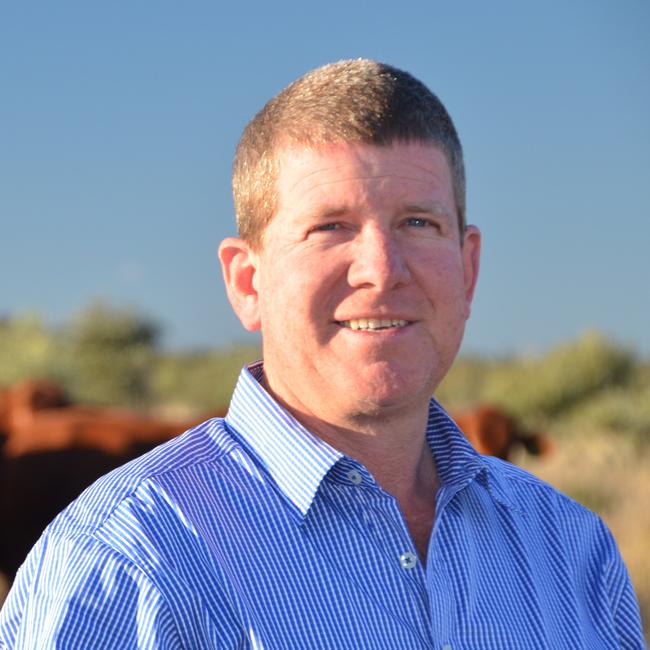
left=2, top=1, right=649, bottom=355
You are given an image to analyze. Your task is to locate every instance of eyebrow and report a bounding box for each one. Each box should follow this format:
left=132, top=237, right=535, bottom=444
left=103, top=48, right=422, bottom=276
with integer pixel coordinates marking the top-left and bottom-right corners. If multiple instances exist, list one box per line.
left=308, top=201, right=455, bottom=223
left=401, top=202, right=455, bottom=221
left=318, top=207, right=350, bottom=220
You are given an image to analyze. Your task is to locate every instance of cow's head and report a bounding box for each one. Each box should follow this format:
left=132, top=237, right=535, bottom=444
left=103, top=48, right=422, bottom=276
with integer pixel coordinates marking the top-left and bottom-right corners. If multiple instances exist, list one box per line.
left=4, top=380, right=70, bottom=430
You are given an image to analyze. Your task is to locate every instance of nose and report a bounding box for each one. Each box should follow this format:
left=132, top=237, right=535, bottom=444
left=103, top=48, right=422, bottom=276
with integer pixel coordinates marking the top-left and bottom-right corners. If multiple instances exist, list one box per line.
left=347, top=225, right=411, bottom=290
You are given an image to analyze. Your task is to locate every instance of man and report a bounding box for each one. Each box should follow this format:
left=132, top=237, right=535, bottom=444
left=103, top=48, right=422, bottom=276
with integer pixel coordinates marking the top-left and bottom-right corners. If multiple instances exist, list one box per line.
left=0, top=60, right=643, bottom=648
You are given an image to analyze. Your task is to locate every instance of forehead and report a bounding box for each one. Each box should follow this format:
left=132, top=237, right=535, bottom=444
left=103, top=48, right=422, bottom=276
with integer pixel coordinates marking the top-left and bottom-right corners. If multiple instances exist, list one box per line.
left=273, top=141, right=455, bottom=216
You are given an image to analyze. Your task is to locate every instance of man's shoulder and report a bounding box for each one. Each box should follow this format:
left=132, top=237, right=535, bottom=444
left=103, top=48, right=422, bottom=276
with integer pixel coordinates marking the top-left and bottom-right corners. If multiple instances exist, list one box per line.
left=481, top=455, right=606, bottom=532
left=49, top=416, right=237, bottom=538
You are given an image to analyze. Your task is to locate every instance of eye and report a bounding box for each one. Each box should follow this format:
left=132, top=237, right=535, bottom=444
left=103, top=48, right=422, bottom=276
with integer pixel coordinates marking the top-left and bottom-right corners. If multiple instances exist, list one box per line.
left=405, top=217, right=430, bottom=228
left=311, top=222, right=342, bottom=233
left=404, top=217, right=441, bottom=231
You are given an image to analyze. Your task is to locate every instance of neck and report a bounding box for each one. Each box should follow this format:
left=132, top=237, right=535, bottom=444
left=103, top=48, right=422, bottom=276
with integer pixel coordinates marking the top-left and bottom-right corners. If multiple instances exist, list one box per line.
left=310, top=407, right=439, bottom=563
left=313, top=408, right=437, bottom=500
left=261, top=373, right=439, bottom=560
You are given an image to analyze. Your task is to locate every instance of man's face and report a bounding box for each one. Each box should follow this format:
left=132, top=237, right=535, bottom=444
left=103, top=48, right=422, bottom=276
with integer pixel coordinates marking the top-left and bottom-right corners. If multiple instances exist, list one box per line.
left=229, top=141, right=480, bottom=424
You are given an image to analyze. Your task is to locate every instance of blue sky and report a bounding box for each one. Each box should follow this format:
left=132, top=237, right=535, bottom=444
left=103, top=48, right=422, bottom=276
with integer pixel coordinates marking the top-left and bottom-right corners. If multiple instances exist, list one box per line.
left=1, top=2, right=649, bottom=355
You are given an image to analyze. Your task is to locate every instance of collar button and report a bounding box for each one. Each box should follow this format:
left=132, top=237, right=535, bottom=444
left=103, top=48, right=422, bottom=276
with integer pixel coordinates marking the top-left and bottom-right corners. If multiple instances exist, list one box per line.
left=399, top=551, right=417, bottom=570
left=346, top=469, right=363, bottom=485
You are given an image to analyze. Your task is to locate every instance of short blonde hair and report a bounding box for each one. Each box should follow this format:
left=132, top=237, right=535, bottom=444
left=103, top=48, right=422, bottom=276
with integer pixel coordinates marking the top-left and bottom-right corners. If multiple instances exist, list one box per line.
left=232, top=59, right=466, bottom=250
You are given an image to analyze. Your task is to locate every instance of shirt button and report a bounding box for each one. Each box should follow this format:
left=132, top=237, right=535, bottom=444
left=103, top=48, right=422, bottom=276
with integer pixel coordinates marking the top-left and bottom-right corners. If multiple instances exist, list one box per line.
left=346, top=469, right=363, bottom=485
left=399, top=551, right=417, bottom=570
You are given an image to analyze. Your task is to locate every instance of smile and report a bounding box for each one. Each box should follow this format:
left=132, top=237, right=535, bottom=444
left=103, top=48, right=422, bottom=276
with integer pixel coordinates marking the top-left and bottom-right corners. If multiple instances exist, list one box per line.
left=337, top=318, right=409, bottom=331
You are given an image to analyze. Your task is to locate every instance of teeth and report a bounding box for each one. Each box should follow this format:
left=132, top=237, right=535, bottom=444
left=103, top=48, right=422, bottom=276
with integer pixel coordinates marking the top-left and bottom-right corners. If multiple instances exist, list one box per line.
left=339, top=318, right=408, bottom=331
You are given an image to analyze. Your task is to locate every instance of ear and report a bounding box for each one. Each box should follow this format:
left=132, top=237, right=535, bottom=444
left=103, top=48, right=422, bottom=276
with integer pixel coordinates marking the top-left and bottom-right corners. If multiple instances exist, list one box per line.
left=218, top=237, right=261, bottom=331
left=461, top=225, right=481, bottom=317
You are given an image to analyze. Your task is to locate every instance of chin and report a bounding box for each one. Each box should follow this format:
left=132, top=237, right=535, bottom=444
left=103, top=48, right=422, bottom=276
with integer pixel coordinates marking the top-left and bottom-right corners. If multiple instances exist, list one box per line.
left=349, top=376, right=434, bottom=415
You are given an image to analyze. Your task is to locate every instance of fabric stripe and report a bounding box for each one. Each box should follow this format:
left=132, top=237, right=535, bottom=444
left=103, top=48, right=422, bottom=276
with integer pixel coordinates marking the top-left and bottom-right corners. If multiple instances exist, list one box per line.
left=0, top=363, right=644, bottom=648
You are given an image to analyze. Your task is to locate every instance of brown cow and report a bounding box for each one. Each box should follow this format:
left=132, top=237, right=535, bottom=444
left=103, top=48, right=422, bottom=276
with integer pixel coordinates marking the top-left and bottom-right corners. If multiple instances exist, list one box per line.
left=0, top=379, right=224, bottom=458
left=0, top=447, right=142, bottom=580
left=451, top=404, right=552, bottom=460
left=0, top=379, right=226, bottom=579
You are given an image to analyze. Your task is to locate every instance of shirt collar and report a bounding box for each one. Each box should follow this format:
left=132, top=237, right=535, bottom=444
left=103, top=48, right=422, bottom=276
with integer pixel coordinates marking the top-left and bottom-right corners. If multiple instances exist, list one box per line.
left=427, top=399, right=522, bottom=513
left=225, top=362, right=520, bottom=517
left=225, top=361, right=342, bottom=518
left=426, top=398, right=485, bottom=487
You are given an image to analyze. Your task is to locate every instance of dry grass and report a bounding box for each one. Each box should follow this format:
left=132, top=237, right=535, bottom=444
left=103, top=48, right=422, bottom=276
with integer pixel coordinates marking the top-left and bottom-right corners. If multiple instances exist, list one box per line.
left=0, top=573, right=9, bottom=610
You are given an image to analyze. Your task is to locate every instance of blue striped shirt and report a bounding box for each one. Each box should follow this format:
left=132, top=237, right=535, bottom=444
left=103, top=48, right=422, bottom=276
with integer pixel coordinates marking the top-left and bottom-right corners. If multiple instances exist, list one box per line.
left=0, top=362, right=644, bottom=648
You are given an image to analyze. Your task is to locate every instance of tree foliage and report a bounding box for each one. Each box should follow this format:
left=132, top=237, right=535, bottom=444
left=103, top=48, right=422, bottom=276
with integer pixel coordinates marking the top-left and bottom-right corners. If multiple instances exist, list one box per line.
left=1, top=307, right=647, bottom=442
left=64, top=302, right=160, bottom=407
left=0, top=314, right=60, bottom=385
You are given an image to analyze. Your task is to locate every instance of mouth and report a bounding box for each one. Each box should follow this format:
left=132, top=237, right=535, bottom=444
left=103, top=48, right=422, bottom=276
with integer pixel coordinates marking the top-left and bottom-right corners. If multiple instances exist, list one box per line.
left=336, top=318, right=410, bottom=331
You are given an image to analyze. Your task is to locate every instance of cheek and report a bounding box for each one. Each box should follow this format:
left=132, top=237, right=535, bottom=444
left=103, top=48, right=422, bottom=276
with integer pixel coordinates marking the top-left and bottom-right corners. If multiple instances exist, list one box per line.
left=415, top=249, right=466, bottom=296
left=416, top=259, right=471, bottom=325
left=258, top=266, right=330, bottom=331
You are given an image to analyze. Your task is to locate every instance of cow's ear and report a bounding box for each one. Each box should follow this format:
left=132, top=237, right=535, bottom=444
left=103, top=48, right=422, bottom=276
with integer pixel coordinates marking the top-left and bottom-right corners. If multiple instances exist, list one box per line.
left=218, top=237, right=261, bottom=332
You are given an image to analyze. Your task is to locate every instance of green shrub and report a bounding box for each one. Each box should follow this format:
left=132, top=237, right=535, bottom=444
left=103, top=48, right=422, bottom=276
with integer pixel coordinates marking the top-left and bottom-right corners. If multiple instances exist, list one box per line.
left=0, top=314, right=62, bottom=385
left=64, top=302, right=160, bottom=408
left=151, top=344, right=260, bottom=413
left=1, top=307, right=644, bottom=437
left=567, top=381, right=650, bottom=446
left=481, top=332, right=635, bottom=419
left=435, top=356, right=496, bottom=409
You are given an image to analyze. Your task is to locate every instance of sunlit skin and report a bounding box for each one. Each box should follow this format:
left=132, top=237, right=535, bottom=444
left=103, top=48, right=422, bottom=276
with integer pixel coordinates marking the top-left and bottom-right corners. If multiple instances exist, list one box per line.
left=220, top=141, right=480, bottom=559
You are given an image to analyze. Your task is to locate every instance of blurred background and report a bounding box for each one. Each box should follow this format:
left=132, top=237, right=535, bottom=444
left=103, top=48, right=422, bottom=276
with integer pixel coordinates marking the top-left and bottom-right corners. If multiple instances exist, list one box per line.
left=1, top=0, right=648, bottom=634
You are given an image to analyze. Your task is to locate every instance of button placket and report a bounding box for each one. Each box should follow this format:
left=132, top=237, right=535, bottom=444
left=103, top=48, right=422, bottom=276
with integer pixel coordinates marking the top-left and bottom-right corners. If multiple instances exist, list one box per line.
left=326, top=476, right=433, bottom=644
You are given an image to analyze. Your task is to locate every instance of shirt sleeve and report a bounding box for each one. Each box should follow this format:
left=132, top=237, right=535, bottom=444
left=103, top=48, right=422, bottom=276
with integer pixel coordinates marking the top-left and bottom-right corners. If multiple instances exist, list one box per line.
left=592, top=517, right=645, bottom=649
left=0, top=532, right=183, bottom=649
